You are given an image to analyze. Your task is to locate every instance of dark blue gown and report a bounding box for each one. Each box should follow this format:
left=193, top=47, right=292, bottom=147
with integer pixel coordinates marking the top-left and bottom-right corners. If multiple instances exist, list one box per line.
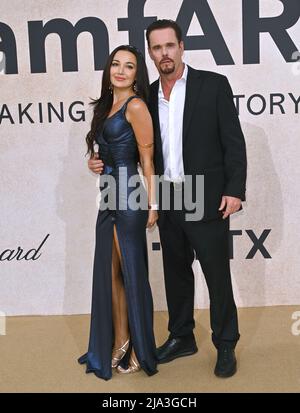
left=78, top=96, right=158, bottom=380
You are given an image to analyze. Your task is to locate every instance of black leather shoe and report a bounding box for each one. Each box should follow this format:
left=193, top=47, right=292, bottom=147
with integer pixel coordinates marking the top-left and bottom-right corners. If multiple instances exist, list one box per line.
left=156, top=336, right=198, bottom=364
left=214, top=346, right=237, bottom=378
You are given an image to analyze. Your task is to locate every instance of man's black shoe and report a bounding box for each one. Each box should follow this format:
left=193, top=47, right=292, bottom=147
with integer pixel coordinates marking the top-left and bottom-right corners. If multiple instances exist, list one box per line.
left=214, top=346, right=237, bottom=378
left=156, top=336, right=198, bottom=364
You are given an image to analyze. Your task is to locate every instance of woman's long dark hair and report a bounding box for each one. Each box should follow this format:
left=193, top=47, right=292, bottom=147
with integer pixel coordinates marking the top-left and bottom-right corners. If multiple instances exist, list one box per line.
left=85, top=45, right=150, bottom=158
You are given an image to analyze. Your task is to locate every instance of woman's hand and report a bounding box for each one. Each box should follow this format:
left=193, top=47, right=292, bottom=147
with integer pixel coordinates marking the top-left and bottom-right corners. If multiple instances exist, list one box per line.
left=146, top=210, right=158, bottom=229
left=88, top=152, right=104, bottom=174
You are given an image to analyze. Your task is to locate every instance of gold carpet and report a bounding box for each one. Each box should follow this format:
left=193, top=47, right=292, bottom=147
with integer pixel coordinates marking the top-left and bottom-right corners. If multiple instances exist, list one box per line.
left=0, top=306, right=299, bottom=393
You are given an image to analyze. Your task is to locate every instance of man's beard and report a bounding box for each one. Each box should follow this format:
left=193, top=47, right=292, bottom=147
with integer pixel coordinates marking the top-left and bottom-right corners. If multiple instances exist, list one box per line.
left=159, top=60, right=175, bottom=74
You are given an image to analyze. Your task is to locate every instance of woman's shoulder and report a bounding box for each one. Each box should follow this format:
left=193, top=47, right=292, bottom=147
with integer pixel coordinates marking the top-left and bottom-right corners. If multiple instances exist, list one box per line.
left=126, top=95, right=148, bottom=114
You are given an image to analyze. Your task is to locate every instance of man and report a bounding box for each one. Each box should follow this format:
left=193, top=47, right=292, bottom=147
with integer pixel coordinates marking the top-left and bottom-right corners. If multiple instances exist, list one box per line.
left=146, top=19, right=247, bottom=378
left=89, top=19, right=247, bottom=378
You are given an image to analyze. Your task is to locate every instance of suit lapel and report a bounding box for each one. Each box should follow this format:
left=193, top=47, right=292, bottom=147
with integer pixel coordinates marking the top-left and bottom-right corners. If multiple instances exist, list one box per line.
left=182, top=66, right=204, bottom=146
left=150, top=80, right=163, bottom=158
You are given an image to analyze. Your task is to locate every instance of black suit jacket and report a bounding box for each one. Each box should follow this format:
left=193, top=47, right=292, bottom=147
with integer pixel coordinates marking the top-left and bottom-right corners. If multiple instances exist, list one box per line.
left=149, top=65, right=247, bottom=224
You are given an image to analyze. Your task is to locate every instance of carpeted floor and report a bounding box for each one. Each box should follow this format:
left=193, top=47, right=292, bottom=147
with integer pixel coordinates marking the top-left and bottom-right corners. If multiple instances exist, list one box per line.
left=0, top=306, right=299, bottom=393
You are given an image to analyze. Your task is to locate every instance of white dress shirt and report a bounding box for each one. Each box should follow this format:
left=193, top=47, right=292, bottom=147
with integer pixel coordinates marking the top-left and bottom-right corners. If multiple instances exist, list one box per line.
left=158, top=63, right=188, bottom=183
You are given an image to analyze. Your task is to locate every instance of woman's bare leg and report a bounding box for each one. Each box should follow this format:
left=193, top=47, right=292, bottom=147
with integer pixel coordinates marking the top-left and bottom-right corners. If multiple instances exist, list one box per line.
left=111, top=224, right=140, bottom=370
left=111, top=225, right=129, bottom=349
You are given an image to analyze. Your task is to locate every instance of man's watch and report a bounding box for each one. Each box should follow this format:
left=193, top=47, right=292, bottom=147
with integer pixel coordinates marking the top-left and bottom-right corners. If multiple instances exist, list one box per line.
left=148, top=203, right=159, bottom=210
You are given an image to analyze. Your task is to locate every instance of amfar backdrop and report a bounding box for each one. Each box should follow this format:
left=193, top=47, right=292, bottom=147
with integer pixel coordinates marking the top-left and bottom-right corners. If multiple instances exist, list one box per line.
left=0, top=0, right=299, bottom=315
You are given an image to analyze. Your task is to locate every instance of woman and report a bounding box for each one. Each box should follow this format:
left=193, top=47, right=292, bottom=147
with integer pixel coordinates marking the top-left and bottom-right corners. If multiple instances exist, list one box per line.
left=78, top=45, right=158, bottom=380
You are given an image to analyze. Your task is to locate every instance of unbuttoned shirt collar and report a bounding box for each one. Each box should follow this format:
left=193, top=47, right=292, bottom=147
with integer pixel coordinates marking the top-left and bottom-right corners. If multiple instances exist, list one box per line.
left=158, top=63, right=188, bottom=100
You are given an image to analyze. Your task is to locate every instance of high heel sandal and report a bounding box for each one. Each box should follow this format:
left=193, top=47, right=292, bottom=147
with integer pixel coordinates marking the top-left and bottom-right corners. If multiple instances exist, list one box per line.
left=116, top=356, right=141, bottom=374
left=111, top=339, right=130, bottom=368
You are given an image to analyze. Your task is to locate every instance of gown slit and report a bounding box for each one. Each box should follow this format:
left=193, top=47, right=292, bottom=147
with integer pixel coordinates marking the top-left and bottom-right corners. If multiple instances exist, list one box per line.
left=111, top=223, right=128, bottom=340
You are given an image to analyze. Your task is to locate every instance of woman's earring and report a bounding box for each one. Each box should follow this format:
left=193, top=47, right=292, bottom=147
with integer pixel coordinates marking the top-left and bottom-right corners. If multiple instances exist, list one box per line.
left=133, top=81, right=138, bottom=93
left=109, top=83, right=113, bottom=94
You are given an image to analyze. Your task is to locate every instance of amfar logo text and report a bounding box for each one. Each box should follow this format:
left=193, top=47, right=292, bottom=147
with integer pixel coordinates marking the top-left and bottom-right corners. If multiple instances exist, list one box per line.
left=0, top=0, right=299, bottom=74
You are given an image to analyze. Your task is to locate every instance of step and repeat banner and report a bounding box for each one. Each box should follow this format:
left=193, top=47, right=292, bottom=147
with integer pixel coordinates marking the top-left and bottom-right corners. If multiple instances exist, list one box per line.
left=0, top=0, right=299, bottom=315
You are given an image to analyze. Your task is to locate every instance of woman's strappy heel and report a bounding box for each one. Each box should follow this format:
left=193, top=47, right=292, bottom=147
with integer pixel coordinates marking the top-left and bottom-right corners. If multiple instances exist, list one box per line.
left=111, top=339, right=130, bottom=368
left=116, top=356, right=141, bottom=374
